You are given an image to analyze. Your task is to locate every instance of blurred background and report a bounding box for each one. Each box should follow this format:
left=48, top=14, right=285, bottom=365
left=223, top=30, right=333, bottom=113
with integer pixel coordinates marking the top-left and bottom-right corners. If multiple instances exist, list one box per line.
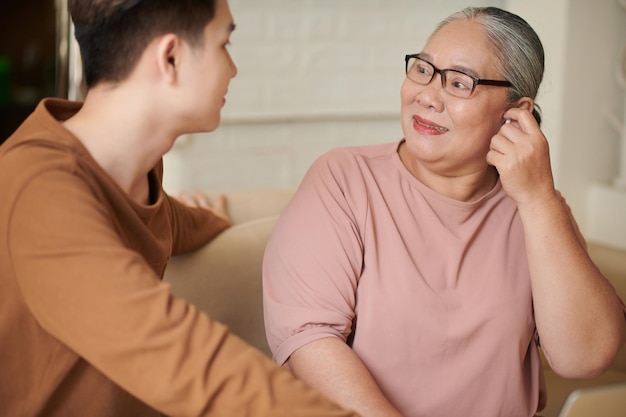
left=0, top=0, right=81, bottom=142
left=1, top=0, right=625, bottom=250
left=0, top=0, right=57, bottom=141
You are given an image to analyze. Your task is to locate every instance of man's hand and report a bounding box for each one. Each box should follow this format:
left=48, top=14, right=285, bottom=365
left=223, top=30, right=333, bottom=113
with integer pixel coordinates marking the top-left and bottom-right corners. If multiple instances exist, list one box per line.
left=176, top=191, right=231, bottom=225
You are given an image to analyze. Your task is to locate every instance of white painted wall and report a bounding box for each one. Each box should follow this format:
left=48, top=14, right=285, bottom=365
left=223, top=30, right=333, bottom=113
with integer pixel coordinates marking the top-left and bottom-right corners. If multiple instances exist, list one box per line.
left=163, top=0, right=626, bottom=249
left=558, top=0, right=626, bottom=248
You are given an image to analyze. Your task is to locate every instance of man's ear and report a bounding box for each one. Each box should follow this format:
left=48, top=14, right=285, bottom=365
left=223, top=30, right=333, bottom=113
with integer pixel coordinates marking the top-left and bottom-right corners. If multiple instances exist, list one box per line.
left=156, top=34, right=180, bottom=84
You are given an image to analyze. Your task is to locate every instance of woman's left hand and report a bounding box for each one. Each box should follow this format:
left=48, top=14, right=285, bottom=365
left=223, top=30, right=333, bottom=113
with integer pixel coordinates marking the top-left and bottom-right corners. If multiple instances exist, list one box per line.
left=486, top=107, right=556, bottom=207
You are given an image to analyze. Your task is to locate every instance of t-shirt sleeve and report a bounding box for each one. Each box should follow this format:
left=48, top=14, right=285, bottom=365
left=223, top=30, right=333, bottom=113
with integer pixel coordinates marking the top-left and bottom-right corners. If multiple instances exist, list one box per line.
left=8, top=169, right=359, bottom=417
left=263, top=151, right=365, bottom=365
left=165, top=192, right=230, bottom=255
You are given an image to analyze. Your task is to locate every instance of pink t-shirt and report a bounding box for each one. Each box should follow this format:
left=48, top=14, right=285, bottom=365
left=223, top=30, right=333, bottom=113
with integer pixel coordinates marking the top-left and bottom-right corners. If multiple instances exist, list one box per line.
left=263, top=140, right=545, bottom=417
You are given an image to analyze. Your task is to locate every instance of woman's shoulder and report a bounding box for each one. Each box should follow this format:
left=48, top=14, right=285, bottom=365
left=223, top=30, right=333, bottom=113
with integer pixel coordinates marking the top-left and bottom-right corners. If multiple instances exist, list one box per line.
left=301, top=141, right=402, bottom=198
left=315, top=140, right=401, bottom=167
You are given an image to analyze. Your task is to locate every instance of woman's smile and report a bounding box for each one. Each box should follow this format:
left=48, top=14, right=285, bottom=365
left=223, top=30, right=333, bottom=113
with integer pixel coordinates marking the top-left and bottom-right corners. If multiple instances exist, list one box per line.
left=412, top=115, right=449, bottom=135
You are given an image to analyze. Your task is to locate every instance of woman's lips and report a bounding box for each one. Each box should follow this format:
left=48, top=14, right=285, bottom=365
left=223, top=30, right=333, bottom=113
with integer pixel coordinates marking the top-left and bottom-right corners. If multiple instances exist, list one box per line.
left=412, top=115, right=449, bottom=135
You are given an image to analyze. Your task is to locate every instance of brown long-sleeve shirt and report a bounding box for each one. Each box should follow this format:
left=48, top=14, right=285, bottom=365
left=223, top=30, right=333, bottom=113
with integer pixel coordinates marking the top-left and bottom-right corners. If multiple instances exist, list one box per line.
left=0, top=98, right=359, bottom=417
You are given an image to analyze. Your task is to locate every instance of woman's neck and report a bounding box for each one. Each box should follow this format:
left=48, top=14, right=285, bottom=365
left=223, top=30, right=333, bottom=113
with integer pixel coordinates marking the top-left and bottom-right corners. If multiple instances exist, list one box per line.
left=398, top=141, right=499, bottom=202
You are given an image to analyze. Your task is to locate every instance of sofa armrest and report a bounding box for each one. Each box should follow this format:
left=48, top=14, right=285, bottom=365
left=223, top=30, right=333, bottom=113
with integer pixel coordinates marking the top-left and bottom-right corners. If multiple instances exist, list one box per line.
left=163, top=216, right=278, bottom=356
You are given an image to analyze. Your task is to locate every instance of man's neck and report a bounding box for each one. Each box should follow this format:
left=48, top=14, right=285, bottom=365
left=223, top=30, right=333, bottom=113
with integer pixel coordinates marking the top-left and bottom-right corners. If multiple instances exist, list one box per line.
left=62, top=91, right=175, bottom=204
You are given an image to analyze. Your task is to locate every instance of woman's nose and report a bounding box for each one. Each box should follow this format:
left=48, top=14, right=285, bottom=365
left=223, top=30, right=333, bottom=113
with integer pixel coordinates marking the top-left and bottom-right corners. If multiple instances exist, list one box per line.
left=416, top=73, right=445, bottom=111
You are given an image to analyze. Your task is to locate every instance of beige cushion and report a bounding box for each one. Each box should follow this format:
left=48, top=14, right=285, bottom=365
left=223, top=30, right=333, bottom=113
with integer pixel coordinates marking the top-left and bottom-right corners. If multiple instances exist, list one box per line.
left=164, top=216, right=278, bottom=356
left=555, top=383, right=626, bottom=417
left=588, top=244, right=626, bottom=372
left=207, top=188, right=294, bottom=225
left=542, top=369, right=626, bottom=417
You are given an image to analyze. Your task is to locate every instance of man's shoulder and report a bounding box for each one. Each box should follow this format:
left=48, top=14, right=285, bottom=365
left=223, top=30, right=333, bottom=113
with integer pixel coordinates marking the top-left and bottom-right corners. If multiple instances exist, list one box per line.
left=1, top=135, right=80, bottom=177
left=1, top=98, right=85, bottom=175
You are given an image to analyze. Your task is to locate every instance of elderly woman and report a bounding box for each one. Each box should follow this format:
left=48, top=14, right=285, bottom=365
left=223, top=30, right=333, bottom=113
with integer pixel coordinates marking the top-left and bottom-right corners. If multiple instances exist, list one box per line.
left=262, top=6, right=626, bottom=417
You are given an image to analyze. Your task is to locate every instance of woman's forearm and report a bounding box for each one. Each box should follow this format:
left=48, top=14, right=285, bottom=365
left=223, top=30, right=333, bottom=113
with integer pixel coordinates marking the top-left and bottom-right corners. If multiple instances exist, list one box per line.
left=286, top=337, right=404, bottom=417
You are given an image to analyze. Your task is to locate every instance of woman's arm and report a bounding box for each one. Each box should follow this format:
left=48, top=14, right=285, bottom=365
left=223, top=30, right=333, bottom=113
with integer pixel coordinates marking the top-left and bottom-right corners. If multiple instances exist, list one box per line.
left=287, top=338, right=404, bottom=417
left=488, top=107, right=626, bottom=378
left=263, top=149, right=403, bottom=416
left=517, top=190, right=625, bottom=377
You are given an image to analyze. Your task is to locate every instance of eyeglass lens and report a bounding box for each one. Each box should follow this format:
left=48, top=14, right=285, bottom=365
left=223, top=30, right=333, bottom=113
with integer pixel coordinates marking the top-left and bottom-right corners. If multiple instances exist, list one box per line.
left=406, top=57, right=476, bottom=98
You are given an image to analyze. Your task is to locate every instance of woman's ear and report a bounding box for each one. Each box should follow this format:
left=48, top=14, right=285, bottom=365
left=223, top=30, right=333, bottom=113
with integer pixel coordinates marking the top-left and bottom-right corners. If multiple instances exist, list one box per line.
left=514, top=96, right=534, bottom=112
left=512, top=96, right=542, bottom=125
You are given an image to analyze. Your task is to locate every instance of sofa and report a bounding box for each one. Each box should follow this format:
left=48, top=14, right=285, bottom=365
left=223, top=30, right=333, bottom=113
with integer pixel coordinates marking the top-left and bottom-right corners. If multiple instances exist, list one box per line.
left=163, top=188, right=626, bottom=417
left=163, top=189, right=294, bottom=357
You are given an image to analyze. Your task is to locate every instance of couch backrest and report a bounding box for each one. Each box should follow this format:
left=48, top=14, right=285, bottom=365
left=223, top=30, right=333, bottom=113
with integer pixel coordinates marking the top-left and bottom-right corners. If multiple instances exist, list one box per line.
left=164, top=216, right=279, bottom=356
left=209, top=189, right=295, bottom=225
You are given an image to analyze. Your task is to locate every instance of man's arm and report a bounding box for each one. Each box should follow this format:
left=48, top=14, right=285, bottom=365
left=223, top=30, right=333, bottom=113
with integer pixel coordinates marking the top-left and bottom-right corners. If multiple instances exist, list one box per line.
left=11, top=171, right=360, bottom=417
left=166, top=191, right=231, bottom=255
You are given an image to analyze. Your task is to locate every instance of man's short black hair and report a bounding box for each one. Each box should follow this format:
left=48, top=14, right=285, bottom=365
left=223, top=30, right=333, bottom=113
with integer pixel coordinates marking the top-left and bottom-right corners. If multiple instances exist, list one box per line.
left=69, top=0, right=217, bottom=88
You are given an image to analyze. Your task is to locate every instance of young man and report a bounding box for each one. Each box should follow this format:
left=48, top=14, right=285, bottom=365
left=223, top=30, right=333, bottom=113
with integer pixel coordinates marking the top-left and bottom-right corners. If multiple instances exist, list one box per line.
left=0, top=1, right=359, bottom=416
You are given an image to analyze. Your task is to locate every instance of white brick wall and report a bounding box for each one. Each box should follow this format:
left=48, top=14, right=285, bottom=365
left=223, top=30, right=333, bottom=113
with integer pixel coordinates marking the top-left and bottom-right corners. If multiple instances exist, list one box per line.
left=162, top=0, right=504, bottom=194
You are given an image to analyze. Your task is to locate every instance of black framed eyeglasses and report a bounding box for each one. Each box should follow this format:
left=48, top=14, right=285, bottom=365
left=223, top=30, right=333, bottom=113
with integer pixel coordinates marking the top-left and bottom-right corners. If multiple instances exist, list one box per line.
left=404, top=54, right=512, bottom=99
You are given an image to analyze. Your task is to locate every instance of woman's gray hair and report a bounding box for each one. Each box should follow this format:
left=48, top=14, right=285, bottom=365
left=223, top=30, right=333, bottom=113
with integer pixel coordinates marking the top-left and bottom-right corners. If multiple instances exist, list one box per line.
left=435, top=7, right=544, bottom=124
